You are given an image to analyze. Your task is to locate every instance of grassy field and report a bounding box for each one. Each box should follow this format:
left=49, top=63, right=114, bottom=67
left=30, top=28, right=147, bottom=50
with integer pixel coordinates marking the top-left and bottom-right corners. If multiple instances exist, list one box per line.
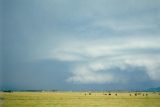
left=0, top=92, right=160, bottom=107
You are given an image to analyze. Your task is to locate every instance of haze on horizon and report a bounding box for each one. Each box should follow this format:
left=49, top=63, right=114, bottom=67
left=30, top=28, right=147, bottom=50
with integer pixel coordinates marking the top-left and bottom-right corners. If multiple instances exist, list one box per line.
left=1, top=0, right=160, bottom=91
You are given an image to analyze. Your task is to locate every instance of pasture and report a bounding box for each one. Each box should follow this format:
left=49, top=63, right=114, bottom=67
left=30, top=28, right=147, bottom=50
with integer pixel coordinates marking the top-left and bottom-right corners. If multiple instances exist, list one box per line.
left=0, top=92, right=160, bottom=107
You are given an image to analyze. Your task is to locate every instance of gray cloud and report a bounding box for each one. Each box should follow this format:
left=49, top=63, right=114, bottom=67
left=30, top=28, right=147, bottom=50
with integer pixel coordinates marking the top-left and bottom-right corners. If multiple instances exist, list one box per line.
left=48, top=37, right=160, bottom=84
left=1, top=0, right=160, bottom=90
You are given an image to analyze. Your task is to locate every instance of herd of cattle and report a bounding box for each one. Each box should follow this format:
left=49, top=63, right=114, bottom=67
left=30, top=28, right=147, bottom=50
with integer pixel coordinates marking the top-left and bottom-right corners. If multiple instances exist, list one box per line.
left=84, top=92, right=160, bottom=96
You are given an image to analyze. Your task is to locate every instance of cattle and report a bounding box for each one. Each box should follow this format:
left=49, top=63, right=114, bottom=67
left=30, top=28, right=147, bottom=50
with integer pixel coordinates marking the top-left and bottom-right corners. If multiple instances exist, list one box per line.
left=135, top=93, right=137, bottom=96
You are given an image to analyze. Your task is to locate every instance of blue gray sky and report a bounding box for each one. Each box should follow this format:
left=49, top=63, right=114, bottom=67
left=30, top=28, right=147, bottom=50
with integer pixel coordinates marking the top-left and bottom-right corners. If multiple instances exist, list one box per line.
left=1, top=0, right=160, bottom=90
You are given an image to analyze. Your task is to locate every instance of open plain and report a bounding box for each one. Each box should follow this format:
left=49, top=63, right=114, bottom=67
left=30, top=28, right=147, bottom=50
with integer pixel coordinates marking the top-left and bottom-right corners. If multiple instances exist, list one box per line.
left=0, top=92, right=160, bottom=107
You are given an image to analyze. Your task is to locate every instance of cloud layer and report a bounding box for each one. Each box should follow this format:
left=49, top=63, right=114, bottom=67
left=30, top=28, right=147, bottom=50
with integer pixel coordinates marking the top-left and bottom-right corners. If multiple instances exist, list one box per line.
left=49, top=36, right=160, bottom=84
left=38, top=0, right=160, bottom=85
left=2, top=0, right=160, bottom=90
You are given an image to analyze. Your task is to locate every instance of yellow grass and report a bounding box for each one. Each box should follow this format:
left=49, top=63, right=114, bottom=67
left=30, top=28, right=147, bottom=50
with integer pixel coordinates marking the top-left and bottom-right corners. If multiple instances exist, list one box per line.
left=0, top=92, right=160, bottom=107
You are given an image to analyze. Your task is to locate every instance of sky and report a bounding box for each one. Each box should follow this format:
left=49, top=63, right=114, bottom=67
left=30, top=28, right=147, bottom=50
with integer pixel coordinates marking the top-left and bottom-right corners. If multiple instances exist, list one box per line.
left=1, top=0, right=160, bottom=91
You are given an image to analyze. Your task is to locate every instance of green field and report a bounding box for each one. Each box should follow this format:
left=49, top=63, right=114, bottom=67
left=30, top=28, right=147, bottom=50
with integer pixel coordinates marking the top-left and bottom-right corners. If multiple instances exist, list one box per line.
left=0, top=92, right=160, bottom=107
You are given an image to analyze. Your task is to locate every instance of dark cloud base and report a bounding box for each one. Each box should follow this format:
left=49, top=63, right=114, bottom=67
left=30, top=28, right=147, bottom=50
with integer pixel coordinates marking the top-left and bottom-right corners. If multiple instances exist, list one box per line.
left=1, top=59, right=160, bottom=91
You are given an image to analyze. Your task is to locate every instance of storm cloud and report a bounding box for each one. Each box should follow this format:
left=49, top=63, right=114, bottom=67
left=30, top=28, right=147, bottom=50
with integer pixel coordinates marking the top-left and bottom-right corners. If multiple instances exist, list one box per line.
left=1, top=0, right=160, bottom=90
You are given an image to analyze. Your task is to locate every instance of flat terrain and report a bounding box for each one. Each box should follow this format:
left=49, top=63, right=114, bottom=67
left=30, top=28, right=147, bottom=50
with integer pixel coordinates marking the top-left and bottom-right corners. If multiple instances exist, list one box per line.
left=0, top=92, right=160, bottom=107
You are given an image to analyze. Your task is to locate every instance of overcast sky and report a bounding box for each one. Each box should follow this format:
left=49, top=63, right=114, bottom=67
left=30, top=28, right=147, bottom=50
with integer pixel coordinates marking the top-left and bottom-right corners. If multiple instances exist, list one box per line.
left=1, top=0, right=160, bottom=90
